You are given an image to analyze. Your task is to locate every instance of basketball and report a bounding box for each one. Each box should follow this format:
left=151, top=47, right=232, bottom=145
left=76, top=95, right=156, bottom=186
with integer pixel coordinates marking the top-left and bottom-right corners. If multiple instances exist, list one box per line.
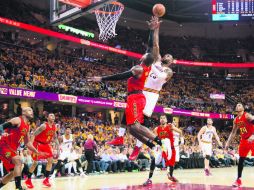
left=153, top=4, right=166, bottom=17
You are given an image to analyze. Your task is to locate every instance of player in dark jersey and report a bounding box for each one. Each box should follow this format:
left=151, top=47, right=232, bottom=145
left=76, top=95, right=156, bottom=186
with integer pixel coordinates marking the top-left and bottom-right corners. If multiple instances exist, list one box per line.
left=225, top=103, right=254, bottom=187
left=143, top=115, right=182, bottom=187
left=88, top=18, right=162, bottom=149
left=25, top=113, right=59, bottom=188
left=0, top=107, right=43, bottom=190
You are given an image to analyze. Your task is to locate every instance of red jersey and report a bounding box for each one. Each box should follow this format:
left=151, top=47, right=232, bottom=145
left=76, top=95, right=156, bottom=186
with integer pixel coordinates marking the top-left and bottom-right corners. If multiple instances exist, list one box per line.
left=234, top=112, right=254, bottom=139
left=127, top=63, right=151, bottom=93
left=157, top=124, right=174, bottom=145
left=35, top=122, right=56, bottom=144
left=2, top=116, right=29, bottom=150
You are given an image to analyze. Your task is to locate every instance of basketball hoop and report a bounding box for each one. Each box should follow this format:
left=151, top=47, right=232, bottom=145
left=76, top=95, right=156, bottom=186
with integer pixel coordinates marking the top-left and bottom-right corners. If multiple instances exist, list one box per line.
left=94, top=1, right=124, bottom=41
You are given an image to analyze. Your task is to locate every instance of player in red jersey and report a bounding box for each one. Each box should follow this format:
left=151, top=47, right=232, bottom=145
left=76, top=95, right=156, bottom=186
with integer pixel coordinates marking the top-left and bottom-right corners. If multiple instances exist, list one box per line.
left=0, top=107, right=42, bottom=190
left=25, top=113, right=59, bottom=189
left=143, top=115, right=182, bottom=186
left=225, top=103, right=254, bottom=187
left=88, top=19, right=163, bottom=149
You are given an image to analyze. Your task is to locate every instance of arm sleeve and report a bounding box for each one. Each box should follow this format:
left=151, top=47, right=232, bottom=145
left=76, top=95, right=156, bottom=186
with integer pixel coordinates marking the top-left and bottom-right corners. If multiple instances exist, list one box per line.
left=146, top=30, right=154, bottom=53
left=101, top=70, right=133, bottom=81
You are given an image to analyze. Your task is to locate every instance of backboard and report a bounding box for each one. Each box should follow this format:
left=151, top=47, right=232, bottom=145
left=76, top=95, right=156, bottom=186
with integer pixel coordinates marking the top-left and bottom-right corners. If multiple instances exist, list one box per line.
left=50, top=0, right=114, bottom=25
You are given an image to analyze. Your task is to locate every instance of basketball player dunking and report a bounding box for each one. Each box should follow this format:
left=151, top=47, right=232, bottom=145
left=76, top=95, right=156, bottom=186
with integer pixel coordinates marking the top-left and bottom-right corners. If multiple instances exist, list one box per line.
left=225, top=103, right=254, bottom=187
left=143, top=115, right=182, bottom=186
left=103, top=16, right=175, bottom=160
left=25, top=113, right=59, bottom=188
left=129, top=16, right=174, bottom=160
left=0, top=107, right=43, bottom=190
left=198, top=118, right=222, bottom=176
left=88, top=18, right=164, bottom=150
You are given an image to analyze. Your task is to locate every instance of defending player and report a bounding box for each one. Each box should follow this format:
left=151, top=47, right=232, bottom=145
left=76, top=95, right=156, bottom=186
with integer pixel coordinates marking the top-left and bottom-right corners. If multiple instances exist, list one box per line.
left=225, top=103, right=254, bottom=187
left=105, top=16, right=174, bottom=160
left=0, top=107, right=42, bottom=190
left=88, top=18, right=163, bottom=149
left=25, top=113, right=59, bottom=188
left=197, top=118, right=223, bottom=176
left=143, top=115, right=182, bottom=186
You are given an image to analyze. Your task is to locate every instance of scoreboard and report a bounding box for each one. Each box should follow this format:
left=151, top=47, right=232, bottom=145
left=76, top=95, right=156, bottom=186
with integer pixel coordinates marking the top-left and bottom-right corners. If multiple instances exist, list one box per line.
left=212, top=0, right=254, bottom=21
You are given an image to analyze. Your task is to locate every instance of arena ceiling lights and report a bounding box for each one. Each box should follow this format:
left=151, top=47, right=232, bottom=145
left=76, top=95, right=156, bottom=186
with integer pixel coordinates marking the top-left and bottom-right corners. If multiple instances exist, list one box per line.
left=0, top=17, right=253, bottom=68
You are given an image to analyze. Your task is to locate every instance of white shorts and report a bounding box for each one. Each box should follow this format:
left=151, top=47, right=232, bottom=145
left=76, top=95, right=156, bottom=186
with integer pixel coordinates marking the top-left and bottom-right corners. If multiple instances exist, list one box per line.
left=175, top=146, right=180, bottom=162
left=59, top=151, right=71, bottom=160
left=153, top=146, right=163, bottom=165
left=153, top=139, right=172, bottom=165
left=201, top=142, right=212, bottom=157
left=143, top=91, right=159, bottom=117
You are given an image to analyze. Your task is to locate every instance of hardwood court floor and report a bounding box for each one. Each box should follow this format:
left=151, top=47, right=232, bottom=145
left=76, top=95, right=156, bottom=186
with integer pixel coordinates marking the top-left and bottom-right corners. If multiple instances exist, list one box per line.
left=2, top=167, right=254, bottom=190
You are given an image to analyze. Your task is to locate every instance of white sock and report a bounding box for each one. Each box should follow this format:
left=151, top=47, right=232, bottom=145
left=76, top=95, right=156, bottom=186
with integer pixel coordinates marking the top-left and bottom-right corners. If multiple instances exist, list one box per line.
left=78, top=167, right=84, bottom=173
left=52, top=170, right=57, bottom=176
left=118, top=127, right=126, bottom=137
left=136, top=140, right=143, bottom=148
left=73, top=162, right=77, bottom=173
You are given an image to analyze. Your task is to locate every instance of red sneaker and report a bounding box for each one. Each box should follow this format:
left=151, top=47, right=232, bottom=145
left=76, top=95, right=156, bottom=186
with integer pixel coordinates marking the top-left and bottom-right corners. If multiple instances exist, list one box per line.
left=232, top=178, right=242, bottom=188
left=25, top=178, right=34, bottom=189
left=129, top=146, right=141, bottom=161
left=42, top=178, right=51, bottom=187
left=168, top=174, right=179, bottom=183
left=204, top=169, right=210, bottom=176
left=143, top=179, right=152, bottom=186
left=106, top=136, right=124, bottom=146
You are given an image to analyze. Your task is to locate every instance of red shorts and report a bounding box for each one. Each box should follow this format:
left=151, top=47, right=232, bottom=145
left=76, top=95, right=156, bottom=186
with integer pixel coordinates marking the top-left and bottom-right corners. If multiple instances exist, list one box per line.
left=125, top=94, right=146, bottom=125
left=162, top=148, right=176, bottom=167
left=239, top=139, right=254, bottom=157
left=31, top=141, right=53, bottom=161
left=0, top=141, right=17, bottom=172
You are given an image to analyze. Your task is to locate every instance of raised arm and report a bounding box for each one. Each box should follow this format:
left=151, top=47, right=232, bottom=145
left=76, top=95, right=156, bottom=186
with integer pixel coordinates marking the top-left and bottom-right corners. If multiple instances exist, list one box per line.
left=146, top=16, right=161, bottom=60
left=225, top=119, right=238, bottom=149
left=153, top=26, right=161, bottom=61
left=146, top=29, right=154, bottom=53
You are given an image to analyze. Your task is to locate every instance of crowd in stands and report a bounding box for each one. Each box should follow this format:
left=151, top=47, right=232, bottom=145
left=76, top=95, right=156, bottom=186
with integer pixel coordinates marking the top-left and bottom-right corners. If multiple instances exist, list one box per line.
left=0, top=36, right=253, bottom=113
left=1, top=0, right=254, bottom=64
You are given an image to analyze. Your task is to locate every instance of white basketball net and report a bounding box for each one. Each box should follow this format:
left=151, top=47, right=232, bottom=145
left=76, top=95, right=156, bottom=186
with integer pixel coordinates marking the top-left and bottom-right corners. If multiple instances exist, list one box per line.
left=95, top=1, right=124, bottom=41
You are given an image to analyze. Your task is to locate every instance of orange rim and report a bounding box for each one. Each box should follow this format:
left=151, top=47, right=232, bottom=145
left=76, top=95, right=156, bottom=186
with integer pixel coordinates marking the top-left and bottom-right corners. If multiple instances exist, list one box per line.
left=94, top=1, right=124, bottom=15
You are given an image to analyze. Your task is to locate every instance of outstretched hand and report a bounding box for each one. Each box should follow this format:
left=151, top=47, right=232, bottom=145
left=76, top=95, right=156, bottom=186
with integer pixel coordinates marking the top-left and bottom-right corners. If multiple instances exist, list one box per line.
left=147, top=16, right=162, bottom=30
left=87, top=76, right=102, bottom=82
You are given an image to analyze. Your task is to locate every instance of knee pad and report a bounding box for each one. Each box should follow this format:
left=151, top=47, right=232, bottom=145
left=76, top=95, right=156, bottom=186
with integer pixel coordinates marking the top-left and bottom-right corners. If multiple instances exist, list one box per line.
left=205, top=155, right=211, bottom=160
